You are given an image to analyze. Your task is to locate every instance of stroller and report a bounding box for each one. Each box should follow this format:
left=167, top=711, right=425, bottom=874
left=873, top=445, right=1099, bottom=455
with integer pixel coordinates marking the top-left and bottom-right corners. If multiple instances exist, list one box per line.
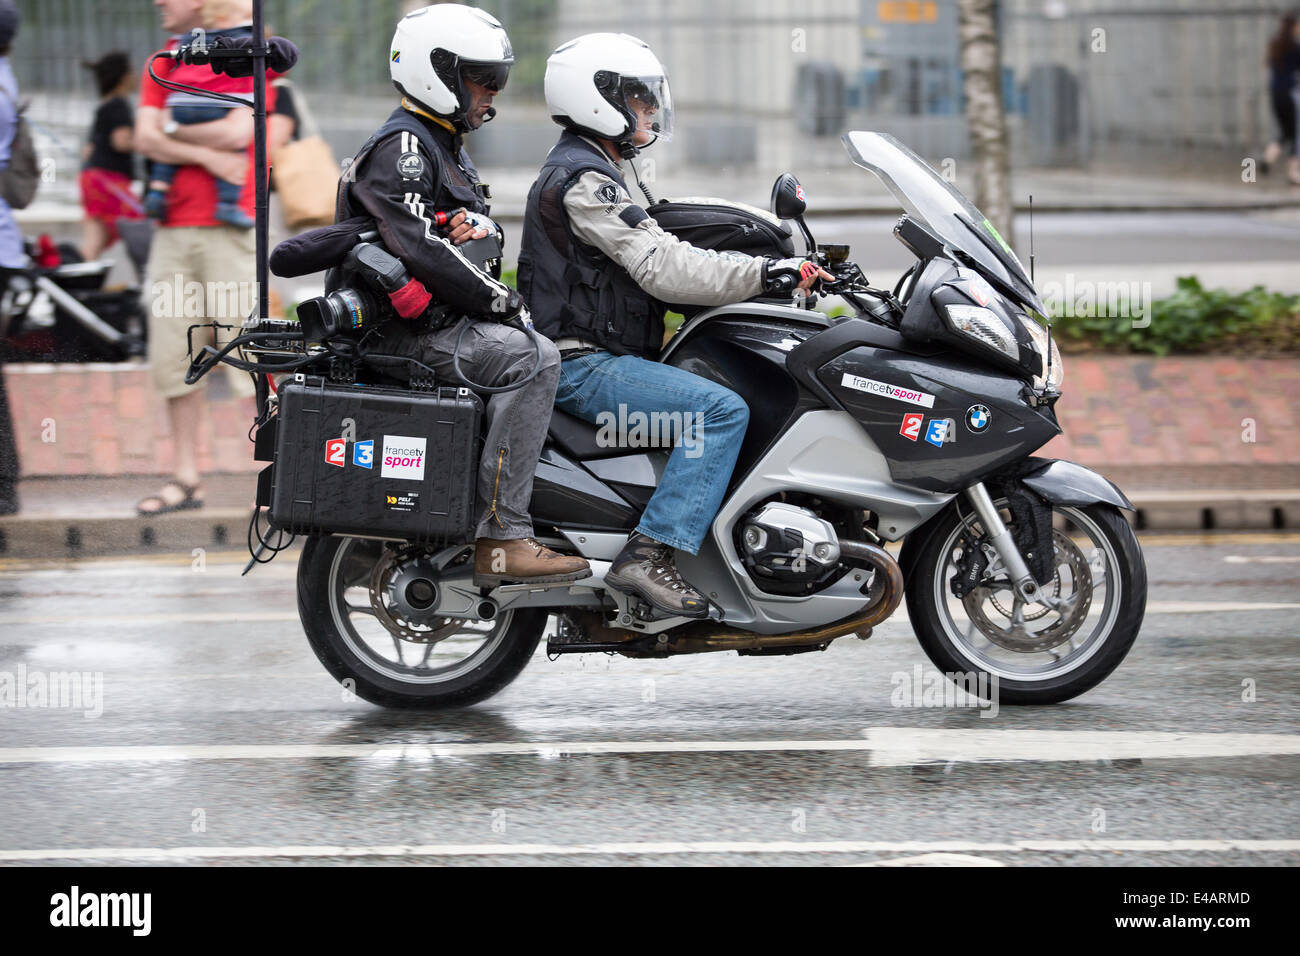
left=0, top=219, right=150, bottom=363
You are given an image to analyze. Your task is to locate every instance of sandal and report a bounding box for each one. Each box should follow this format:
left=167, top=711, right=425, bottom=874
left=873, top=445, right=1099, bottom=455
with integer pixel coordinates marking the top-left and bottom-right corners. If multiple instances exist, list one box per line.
left=136, top=479, right=204, bottom=516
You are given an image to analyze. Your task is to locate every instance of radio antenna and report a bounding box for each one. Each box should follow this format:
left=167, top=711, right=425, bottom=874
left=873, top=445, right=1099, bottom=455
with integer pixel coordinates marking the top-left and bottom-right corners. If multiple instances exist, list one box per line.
left=1030, top=193, right=1055, bottom=390
left=1028, top=193, right=1035, bottom=285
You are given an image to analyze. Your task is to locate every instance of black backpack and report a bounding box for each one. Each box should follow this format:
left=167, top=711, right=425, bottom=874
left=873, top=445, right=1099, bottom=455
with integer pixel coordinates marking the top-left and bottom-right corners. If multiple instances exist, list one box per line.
left=0, top=86, right=38, bottom=210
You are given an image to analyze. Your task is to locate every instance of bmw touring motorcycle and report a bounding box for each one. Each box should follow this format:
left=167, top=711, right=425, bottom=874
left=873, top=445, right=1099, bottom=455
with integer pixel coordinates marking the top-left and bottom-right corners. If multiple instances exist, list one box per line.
left=221, top=131, right=1146, bottom=709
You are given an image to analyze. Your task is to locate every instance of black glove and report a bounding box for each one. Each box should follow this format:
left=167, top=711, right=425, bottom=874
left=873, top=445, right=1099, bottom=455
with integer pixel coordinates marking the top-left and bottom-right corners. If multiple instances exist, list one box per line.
left=762, top=257, right=821, bottom=295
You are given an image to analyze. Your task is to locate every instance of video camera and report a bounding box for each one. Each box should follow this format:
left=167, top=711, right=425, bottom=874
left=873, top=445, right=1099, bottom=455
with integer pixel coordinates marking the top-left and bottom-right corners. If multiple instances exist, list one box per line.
left=273, top=215, right=504, bottom=343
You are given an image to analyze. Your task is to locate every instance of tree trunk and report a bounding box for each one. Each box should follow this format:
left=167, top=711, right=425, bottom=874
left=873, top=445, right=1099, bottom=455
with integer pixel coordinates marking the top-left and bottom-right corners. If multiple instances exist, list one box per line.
left=957, top=0, right=1016, bottom=251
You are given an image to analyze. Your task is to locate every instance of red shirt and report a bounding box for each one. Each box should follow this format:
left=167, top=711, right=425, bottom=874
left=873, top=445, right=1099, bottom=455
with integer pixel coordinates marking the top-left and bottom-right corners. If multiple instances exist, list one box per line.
left=138, top=38, right=276, bottom=228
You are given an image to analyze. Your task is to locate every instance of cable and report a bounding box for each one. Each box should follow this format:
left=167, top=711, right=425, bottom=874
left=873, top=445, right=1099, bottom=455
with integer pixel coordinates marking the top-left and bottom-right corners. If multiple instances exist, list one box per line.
left=246, top=502, right=294, bottom=566
left=147, top=52, right=255, bottom=108
left=629, top=156, right=657, bottom=206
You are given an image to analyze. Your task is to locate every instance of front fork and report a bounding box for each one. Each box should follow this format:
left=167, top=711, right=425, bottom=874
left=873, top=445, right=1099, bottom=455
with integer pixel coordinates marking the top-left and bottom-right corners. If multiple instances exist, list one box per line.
left=964, top=482, right=1059, bottom=609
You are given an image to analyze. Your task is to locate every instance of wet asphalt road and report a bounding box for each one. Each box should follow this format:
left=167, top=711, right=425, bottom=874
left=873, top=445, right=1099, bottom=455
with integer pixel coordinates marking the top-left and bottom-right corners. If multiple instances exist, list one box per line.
left=0, top=532, right=1296, bottom=867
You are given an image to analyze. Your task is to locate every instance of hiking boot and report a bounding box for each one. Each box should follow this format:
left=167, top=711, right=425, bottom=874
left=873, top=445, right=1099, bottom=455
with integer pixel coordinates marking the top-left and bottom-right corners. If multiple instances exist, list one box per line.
left=473, top=536, right=591, bottom=588
left=604, top=532, right=710, bottom=619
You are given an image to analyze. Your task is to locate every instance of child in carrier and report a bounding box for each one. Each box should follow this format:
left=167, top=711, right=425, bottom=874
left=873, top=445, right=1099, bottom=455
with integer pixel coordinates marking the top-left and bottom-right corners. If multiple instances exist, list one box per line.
left=142, top=15, right=258, bottom=228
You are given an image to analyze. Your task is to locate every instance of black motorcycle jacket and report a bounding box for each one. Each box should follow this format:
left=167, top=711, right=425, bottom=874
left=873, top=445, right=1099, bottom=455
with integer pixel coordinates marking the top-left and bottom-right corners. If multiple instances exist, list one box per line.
left=336, top=103, right=513, bottom=320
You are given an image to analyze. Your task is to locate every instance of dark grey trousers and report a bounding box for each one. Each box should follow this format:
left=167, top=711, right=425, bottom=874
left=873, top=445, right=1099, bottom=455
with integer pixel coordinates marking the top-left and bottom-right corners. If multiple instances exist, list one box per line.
left=374, top=317, right=560, bottom=540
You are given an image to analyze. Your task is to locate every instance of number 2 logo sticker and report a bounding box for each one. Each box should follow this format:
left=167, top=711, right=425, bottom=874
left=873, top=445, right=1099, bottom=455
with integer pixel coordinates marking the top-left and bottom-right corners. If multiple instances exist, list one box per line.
left=325, top=438, right=346, bottom=468
left=900, top=412, right=923, bottom=442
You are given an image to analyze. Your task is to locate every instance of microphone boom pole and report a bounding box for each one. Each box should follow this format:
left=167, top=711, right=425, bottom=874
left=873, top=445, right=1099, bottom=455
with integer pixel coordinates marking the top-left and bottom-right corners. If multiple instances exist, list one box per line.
left=251, top=0, right=269, bottom=417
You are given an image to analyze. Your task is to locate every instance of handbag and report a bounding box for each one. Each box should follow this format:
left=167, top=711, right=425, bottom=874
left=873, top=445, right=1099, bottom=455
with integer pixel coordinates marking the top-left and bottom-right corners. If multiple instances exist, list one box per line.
left=0, top=86, right=38, bottom=210
left=271, top=82, right=339, bottom=231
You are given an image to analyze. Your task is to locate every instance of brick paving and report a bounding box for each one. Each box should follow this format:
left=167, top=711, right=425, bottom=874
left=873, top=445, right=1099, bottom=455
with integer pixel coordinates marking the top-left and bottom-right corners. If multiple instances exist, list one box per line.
left=4, top=356, right=1298, bottom=485
left=1041, top=357, right=1300, bottom=472
left=4, top=362, right=258, bottom=478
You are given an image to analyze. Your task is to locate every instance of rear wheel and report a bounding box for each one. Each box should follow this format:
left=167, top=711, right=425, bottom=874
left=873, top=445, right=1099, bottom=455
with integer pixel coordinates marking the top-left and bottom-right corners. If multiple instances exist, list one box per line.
left=907, top=502, right=1146, bottom=704
left=297, top=535, right=545, bottom=709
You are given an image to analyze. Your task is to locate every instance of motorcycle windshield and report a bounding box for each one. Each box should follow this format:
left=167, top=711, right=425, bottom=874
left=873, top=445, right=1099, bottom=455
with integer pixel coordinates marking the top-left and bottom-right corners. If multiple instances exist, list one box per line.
left=842, top=130, right=1043, bottom=314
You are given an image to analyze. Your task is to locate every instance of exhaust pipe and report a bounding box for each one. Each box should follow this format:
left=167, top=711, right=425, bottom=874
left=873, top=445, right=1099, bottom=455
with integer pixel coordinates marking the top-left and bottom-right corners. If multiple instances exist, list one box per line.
left=659, top=539, right=904, bottom=655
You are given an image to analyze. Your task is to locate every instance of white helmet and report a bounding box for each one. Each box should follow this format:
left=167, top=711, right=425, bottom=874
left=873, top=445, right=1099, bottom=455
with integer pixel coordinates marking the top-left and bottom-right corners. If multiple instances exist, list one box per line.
left=390, top=4, right=514, bottom=131
left=544, top=33, right=674, bottom=151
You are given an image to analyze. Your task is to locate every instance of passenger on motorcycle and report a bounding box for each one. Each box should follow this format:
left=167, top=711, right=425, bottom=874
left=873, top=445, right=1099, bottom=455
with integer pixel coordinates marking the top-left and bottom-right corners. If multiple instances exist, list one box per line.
left=518, top=33, right=832, bottom=618
left=348, top=3, right=589, bottom=588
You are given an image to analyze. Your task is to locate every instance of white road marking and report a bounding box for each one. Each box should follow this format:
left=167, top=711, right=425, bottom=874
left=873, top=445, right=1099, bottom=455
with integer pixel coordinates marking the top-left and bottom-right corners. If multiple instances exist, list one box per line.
left=0, top=839, right=1294, bottom=863
left=848, top=853, right=1005, bottom=867
left=4, top=600, right=1297, bottom=629
left=0, top=612, right=301, bottom=625
left=860, top=728, right=1300, bottom=767
left=1224, top=555, right=1300, bottom=564
left=1142, top=601, right=1300, bottom=613
left=1, top=729, right=1296, bottom=767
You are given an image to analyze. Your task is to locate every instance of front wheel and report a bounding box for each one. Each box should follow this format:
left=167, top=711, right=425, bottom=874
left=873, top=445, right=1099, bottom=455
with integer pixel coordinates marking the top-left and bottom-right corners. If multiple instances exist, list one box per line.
left=297, top=535, right=545, bottom=709
left=907, top=502, right=1146, bottom=705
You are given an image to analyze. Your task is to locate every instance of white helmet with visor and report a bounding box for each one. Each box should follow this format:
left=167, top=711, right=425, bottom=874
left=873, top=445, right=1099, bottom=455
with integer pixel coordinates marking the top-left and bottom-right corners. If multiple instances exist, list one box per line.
left=390, top=3, right=514, bottom=132
left=544, top=33, right=674, bottom=153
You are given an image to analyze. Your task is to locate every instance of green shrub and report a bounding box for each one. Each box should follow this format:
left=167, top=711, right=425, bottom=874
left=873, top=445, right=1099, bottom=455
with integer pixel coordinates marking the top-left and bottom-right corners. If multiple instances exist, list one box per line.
left=1053, top=276, right=1300, bottom=356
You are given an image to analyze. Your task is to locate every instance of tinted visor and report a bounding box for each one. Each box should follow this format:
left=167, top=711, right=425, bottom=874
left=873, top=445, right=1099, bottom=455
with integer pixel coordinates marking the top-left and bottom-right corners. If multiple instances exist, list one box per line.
left=461, top=61, right=510, bottom=93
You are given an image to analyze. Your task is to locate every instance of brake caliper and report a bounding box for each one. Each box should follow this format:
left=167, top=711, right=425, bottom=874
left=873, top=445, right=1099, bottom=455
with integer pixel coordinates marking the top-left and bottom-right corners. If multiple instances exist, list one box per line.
left=950, top=527, right=990, bottom=599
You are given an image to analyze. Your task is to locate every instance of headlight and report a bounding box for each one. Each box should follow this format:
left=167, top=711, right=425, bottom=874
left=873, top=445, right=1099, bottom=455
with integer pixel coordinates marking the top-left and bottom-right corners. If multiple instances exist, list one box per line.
left=1020, top=315, right=1064, bottom=390
left=945, top=304, right=1018, bottom=360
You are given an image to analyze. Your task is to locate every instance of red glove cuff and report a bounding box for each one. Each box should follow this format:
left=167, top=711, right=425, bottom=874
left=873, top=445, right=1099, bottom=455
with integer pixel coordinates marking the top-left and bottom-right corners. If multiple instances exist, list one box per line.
left=388, top=278, right=433, bottom=319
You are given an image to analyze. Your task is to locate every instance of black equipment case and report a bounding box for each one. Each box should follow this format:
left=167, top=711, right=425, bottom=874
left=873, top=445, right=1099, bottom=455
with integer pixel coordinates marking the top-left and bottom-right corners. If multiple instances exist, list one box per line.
left=260, top=375, right=482, bottom=543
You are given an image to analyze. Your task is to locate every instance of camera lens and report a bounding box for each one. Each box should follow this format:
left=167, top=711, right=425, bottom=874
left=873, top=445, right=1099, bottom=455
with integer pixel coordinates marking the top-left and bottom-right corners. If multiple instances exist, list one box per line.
left=297, top=287, right=380, bottom=341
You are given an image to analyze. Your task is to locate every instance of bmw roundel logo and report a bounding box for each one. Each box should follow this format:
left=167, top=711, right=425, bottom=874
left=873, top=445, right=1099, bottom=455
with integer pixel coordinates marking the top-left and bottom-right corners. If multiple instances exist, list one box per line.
left=966, top=404, right=991, bottom=433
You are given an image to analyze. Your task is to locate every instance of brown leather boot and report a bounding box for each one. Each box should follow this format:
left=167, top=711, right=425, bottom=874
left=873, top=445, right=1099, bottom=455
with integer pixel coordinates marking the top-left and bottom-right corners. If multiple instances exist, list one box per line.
left=473, top=536, right=592, bottom=588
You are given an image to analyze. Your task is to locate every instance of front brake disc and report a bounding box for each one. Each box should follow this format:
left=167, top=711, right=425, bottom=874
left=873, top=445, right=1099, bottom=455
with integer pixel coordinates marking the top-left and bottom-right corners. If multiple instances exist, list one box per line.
left=961, top=529, right=1093, bottom=652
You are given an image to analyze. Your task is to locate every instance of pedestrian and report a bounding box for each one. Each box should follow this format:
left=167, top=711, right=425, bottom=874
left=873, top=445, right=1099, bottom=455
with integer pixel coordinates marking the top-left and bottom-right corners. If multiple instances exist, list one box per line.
left=79, top=52, right=144, bottom=262
left=0, top=0, right=23, bottom=516
left=133, top=0, right=272, bottom=516
left=1263, top=10, right=1300, bottom=185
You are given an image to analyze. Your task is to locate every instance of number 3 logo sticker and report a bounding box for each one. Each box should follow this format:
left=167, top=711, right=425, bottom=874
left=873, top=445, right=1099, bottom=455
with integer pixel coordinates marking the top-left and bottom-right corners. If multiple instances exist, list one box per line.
left=353, top=439, right=374, bottom=469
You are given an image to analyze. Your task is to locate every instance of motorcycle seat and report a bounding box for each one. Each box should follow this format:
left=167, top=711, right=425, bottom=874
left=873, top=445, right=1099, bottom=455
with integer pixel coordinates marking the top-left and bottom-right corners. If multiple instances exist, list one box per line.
left=547, top=407, right=624, bottom=460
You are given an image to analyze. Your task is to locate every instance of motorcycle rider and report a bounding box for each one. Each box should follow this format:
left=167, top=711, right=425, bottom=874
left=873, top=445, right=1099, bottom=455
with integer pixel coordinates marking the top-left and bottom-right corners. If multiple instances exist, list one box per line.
left=341, top=3, right=588, bottom=587
left=518, top=33, right=831, bottom=618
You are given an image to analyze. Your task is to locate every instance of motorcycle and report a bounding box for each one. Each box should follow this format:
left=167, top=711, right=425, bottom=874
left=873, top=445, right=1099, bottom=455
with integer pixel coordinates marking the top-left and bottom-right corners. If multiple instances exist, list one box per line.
left=210, top=130, right=1146, bottom=709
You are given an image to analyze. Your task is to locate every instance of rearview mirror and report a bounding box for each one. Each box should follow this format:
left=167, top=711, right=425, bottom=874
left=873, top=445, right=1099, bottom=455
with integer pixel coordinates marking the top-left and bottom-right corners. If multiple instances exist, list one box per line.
left=770, top=173, right=806, bottom=220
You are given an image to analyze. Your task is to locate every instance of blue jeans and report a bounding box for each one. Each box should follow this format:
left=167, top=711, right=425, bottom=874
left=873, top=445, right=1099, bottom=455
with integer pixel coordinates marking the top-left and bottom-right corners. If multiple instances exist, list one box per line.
left=555, top=352, right=749, bottom=555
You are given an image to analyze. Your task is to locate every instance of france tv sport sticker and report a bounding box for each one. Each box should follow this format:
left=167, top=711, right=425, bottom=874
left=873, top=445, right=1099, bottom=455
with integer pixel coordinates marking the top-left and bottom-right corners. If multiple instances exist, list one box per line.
left=381, top=436, right=426, bottom=481
left=966, top=404, right=991, bottom=433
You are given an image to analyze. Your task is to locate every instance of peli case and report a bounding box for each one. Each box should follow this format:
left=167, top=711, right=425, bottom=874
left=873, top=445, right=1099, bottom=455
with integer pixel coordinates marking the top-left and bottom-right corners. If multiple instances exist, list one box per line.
left=261, top=375, right=482, bottom=543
